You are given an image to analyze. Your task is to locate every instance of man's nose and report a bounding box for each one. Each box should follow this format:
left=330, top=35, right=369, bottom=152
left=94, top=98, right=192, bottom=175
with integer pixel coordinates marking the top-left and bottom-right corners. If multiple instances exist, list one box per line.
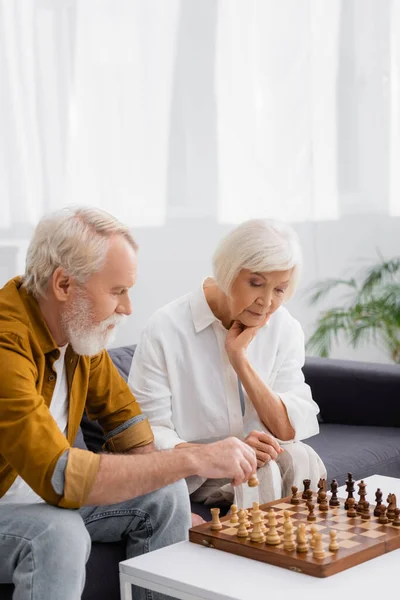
left=117, top=295, right=132, bottom=316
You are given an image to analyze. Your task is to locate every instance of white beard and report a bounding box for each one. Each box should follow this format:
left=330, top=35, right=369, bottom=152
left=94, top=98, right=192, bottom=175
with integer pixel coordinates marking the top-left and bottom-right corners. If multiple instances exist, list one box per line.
left=62, top=290, right=125, bottom=356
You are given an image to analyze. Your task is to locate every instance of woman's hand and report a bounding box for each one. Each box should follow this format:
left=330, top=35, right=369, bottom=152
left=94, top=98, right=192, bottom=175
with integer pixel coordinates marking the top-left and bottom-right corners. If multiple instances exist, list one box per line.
left=191, top=512, right=206, bottom=527
left=244, top=430, right=284, bottom=468
left=225, top=318, right=269, bottom=368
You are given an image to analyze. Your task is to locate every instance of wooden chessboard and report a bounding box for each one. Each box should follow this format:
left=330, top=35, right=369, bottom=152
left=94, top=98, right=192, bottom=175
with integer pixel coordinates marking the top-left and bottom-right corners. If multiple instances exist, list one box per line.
left=189, top=494, right=400, bottom=577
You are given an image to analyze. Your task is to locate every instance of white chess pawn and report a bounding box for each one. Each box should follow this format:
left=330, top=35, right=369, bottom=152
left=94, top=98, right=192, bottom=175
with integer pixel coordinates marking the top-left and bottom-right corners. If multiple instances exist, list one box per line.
left=283, top=511, right=295, bottom=551
left=328, top=529, right=339, bottom=552
left=229, top=504, right=239, bottom=525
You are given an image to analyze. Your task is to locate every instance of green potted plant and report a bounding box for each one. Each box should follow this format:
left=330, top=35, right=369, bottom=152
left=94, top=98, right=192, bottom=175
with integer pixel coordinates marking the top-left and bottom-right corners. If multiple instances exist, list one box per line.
left=306, top=256, right=400, bottom=363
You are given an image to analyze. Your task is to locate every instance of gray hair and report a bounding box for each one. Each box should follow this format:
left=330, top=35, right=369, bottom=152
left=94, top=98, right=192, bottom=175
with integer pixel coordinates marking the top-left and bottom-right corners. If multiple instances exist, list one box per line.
left=213, top=219, right=302, bottom=300
left=23, top=206, right=138, bottom=299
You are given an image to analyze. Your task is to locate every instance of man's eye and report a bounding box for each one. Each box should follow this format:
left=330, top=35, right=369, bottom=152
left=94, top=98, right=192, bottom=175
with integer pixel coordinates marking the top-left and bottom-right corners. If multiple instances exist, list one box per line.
left=276, top=288, right=285, bottom=295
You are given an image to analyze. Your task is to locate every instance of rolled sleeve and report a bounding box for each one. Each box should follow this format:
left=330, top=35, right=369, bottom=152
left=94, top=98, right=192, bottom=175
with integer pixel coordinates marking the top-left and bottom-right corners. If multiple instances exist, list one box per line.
left=273, top=320, right=320, bottom=441
left=104, top=416, right=154, bottom=452
left=59, top=448, right=100, bottom=509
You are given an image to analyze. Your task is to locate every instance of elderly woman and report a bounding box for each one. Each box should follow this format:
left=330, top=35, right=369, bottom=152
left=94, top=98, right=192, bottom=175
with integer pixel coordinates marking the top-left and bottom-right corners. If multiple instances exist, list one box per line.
left=129, top=219, right=326, bottom=516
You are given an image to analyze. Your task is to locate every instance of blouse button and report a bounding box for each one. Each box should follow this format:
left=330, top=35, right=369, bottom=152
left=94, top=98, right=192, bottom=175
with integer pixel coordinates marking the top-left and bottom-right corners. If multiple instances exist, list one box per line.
left=48, top=375, right=55, bottom=382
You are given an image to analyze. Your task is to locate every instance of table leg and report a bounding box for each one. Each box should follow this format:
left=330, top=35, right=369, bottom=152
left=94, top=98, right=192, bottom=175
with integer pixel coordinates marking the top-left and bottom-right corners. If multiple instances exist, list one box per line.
left=119, top=573, right=133, bottom=600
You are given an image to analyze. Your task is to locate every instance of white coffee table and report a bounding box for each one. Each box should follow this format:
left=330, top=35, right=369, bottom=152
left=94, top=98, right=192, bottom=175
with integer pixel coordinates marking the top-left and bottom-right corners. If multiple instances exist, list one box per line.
left=119, top=474, right=400, bottom=600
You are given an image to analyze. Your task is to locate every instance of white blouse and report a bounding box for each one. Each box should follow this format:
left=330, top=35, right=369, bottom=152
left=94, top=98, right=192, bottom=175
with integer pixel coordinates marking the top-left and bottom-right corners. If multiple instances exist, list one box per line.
left=129, top=283, right=320, bottom=465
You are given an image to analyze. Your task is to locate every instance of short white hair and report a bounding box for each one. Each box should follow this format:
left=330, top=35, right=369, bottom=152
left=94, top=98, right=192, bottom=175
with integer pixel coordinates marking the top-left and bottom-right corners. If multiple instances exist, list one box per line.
left=23, top=206, right=138, bottom=299
left=213, top=219, right=302, bottom=300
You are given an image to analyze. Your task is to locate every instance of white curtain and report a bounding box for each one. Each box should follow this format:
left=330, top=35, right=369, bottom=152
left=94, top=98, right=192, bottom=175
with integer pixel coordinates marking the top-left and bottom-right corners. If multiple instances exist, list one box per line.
left=0, top=0, right=398, bottom=233
left=215, top=0, right=340, bottom=224
left=65, top=0, right=179, bottom=226
left=0, top=0, right=74, bottom=231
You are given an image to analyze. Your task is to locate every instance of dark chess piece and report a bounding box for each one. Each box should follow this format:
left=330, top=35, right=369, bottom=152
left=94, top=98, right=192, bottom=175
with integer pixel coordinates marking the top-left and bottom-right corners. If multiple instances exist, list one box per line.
left=290, top=485, right=300, bottom=505
left=347, top=497, right=357, bottom=518
left=307, top=500, right=316, bottom=522
left=387, top=494, right=397, bottom=521
left=378, top=504, right=389, bottom=525
left=393, top=508, right=400, bottom=527
left=319, top=491, right=329, bottom=512
left=361, top=501, right=370, bottom=520
left=357, top=480, right=367, bottom=514
left=302, top=479, right=311, bottom=500
left=374, top=489, right=383, bottom=517
left=317, top=478, right=326, bottom=504
left=329, top=479, right=340, bottom=507
left=344, top=472, right=355, bottom=510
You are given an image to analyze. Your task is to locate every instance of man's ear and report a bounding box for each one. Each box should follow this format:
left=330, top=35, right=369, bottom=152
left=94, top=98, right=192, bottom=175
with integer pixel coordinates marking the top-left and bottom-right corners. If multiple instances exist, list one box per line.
left=52, top=267, right=73, bottom=302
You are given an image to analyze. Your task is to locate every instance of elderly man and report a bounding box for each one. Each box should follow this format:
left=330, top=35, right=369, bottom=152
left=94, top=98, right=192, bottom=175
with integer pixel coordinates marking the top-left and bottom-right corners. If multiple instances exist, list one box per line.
left=0, top=207, right=257, bottom=600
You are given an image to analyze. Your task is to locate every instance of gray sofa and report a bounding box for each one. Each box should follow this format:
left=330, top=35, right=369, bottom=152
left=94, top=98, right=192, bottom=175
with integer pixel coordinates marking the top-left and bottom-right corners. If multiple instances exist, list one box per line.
left=1, top=346, right=399, bottom=600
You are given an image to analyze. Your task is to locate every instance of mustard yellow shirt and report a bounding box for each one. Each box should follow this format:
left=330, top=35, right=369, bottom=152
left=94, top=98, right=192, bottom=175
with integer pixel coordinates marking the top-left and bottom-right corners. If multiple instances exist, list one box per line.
left=0, top=277, right=154, bottom=509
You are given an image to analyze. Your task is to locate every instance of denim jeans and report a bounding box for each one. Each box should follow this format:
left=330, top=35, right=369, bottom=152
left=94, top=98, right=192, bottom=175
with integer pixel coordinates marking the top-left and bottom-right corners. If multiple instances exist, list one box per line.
left=0, top=480, right=191, bottom=600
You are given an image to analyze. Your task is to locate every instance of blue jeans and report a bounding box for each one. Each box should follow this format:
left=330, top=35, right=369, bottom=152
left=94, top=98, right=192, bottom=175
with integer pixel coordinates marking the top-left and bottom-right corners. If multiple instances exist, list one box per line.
left=0, top=480, right=191, bottom=600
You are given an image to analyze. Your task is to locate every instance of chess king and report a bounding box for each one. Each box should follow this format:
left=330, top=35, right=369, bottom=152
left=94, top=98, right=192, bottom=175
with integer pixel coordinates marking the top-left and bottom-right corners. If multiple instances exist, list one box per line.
left=129, top=219, right=327, bottom=523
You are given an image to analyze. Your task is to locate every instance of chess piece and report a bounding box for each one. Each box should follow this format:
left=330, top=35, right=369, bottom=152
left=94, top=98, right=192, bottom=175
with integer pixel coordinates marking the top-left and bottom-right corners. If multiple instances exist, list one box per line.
left=374, top=488, right=383, bottom=517
left=346, top=497, right=357, bottom=518
left=378, top=504, right=389, bottom=525
left=248, top=473, right=259, bottom=487
left=250, top=509, right=265, bottom=543
left=290, top=485, right=300, bottom=505
left=328, top=529, right=339, bottom=551
left=309, top=525, right=317, bottom=548
left=317, top=478, right=326, bottom=504
left=387, top=493, right=397, bottom=521
left=344, top=472, right=355, bottom=510
left=329, top=479, right=340, bottom=507
left=307, top=499, right=316, bottom=522
left=229, top=504, right=239, bottom=525
left=283, top=511, right=296, bottom=551
left=357, top=480, right=367, bottom=513
left=302, top=479, right=311, bottom=500
left=319, top=491, right=329, bottom=512
left=361, top=501, right=370, bottom=520
left=312, top=533, right=325, bottom=559
left=210, top=508, right=222, bottom=530
left=237, top=509, right=249, bottom=538
left=296, top=523, right=308, bottom=553
left=265, top=510, right=281, bottom=546
left=393, top=508, right=400, bottom=527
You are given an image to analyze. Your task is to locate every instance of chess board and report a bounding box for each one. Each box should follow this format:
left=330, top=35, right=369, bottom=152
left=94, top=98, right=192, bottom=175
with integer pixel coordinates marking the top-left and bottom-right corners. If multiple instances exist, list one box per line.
left=189, top=494, right=400, bottom=577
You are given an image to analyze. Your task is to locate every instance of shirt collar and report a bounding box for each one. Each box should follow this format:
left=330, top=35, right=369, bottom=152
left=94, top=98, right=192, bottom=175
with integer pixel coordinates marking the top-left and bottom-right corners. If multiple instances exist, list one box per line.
left=189, top=280, right=220, bottom=333
left=5, top=277, right=60, bottom=355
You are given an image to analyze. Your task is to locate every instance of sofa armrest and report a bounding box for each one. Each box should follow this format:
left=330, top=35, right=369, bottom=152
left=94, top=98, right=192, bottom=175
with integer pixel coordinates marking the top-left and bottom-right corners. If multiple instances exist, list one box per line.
left=303, top=356, right=400, bottom=427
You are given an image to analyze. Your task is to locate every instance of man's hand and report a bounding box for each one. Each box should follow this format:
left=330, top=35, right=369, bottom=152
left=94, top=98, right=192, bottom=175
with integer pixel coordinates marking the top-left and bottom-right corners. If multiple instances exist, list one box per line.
left=244, top=430, right=284, bottom=468
left=225, top=318, right=269, bottom=368
left=191, top=437, right=257, bottom=486
left=191, top=512, right=206, bottom=527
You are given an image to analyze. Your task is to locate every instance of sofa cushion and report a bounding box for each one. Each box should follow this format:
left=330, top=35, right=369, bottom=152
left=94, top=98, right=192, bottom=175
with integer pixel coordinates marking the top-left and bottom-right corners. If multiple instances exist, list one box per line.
left=303, top=357, right=400, bottom=427
left=307, top=423, right=400, bottom=486
left=108, top=345, right=136, bottom=381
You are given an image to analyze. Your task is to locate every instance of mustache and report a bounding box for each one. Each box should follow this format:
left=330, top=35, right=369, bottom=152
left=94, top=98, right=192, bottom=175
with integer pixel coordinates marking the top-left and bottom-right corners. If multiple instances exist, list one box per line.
left=99, top=313, right=126, bottom=332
